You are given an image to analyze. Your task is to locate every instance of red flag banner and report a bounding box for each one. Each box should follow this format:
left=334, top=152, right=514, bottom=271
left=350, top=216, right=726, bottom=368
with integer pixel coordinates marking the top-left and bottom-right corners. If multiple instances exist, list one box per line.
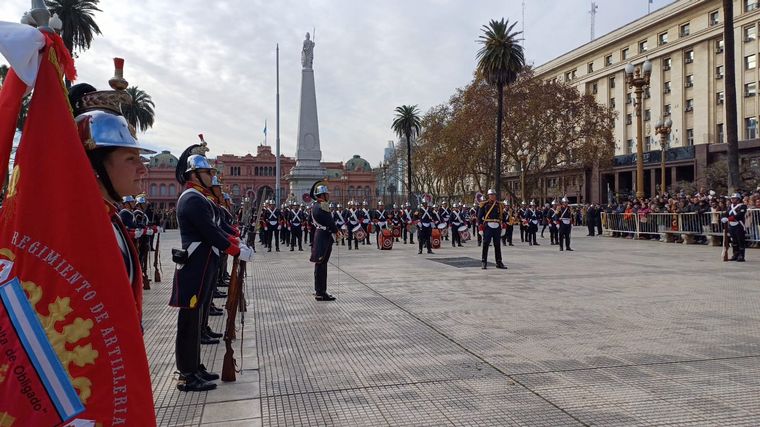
left=0, top=33, right=155, bottom=426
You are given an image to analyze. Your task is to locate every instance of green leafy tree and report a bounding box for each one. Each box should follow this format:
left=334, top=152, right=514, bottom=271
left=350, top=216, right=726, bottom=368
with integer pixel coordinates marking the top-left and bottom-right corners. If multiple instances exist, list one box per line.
left=391, top=105, right=422, bottom=207
left=122, top=86, right=155, bottom=133
left=476, top=18, right=525, bottom=200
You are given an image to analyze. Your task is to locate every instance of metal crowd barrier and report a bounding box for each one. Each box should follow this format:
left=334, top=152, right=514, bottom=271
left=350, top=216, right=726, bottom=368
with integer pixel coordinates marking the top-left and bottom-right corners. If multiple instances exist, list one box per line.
left=601, top=209, right=760, bottom=244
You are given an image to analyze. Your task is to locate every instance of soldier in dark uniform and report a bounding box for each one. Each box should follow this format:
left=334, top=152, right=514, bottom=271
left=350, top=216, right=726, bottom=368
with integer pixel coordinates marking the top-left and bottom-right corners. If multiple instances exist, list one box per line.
left=469, top=203, right=481, bottom=246
left=345, top=200, right=361, bottom=250
left=554, top=197, right=574, bottom=251
left=134, top=195, right=152, bottom=290
left=360, top=201, right=371, bottom=245
left=501, top=200, right=515, bottom=246
left=478, top=189, right=507, bottom=269
left=450, top=203, right=464, bottom=247
left=402, top=202, right=415, bottom=244
left=518, top=201, right=527, bottom=242
left=310, top=182, right=341, bottom=301
left=390, top=204, right=403, bottom=242
left=439, top=201, right=451, bottom=241
left=332, top=203, right=347, bottom=246
left=261, top=200, right=282, bottom=252
left=415, top=199, right=435, bottom=254
left=526, top=201, right=541, bottom=246
left=288, top=202, right=306, bottom=251
left=548, top=200, right=559, bottom=245
left=171, top=146, right=253, bottom=392
left=722, top=192, right=748, bottom=262
left=372, top=200, right=388, bottom=248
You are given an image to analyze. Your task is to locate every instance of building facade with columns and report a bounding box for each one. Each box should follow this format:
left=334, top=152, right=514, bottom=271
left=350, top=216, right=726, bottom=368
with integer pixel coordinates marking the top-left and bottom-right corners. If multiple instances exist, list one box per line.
left=513, top=0, right=760, bottom=202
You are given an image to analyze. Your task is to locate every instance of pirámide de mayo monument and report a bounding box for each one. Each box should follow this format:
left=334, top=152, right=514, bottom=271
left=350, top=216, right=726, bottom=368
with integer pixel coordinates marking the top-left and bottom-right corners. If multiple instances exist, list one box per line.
left=288, top=32, right=326, bottom=200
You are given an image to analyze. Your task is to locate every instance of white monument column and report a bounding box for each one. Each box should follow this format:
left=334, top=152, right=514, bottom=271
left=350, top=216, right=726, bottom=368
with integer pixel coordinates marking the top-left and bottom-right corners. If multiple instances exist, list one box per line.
left=288, top=32, right=326, bottom=200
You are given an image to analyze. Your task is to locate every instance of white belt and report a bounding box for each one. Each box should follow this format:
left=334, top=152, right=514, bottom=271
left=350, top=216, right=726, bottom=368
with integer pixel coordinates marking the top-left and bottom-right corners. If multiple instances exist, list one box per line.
left=487, top=222, right=500, bottom=229
left=561, top=218, right=571, bottom=224
left=729, top=221, right=739, bottom=226
left=269, top=220, right=277, bottom=225
left=315, top=223, right=327, bottom=231
left=422, top=222, right=431, bottom=227
left=531, top=220, right=538, bottom=224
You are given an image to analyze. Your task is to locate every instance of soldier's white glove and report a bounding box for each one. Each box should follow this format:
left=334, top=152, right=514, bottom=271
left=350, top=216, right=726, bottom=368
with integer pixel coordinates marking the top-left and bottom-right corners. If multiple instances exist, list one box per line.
left=134, top=228, right=143, bottom=239
left=721, top=217, right=728, bottom=224
left=146, top=228, right=154, bottom=236
left=239, top=244, right=254, bottom=262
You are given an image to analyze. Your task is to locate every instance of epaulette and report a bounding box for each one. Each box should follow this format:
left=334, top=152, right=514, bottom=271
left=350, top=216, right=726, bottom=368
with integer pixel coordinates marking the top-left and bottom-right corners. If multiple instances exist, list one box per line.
left=479, top=201, right=486, bottom=208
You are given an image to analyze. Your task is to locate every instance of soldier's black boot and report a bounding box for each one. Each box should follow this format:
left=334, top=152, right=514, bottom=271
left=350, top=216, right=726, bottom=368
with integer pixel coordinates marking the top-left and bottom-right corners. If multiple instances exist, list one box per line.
left=482, top=261, right=487, bottom=270
left=496, top=262, right=507, bottom=269
left=177, top=372, right=216, bottom=392
left=198, top=364, right=220, bottom=381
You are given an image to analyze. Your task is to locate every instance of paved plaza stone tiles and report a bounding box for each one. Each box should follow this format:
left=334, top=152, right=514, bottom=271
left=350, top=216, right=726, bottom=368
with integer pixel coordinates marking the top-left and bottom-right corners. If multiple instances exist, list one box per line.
left=146, top=228, right=759, bottom=426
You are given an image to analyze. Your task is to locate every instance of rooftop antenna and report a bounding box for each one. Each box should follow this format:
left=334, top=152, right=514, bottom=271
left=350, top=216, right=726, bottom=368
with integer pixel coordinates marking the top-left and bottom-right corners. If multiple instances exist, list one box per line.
left=521, top=1, right=525, bottom=43
left=589, top=1, right=598, bottom=41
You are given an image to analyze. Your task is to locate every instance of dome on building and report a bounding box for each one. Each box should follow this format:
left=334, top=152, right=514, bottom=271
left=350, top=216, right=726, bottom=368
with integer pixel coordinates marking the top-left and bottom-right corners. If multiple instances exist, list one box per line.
left=149, top=150, right=179, bottom=168
left=345, top=154, right=371, bottom=172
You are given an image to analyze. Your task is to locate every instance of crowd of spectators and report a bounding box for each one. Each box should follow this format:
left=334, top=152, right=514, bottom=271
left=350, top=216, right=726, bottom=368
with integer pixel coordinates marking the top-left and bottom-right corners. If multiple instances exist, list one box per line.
left=574, top=186, right=760, bottom=246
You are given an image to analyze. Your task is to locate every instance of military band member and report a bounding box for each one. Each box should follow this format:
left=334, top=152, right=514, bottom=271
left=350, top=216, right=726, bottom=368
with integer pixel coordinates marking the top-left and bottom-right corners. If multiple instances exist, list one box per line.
left=261, top=199, right=282, bottom=252
left=332, top=203, right=346, bottom=246
left=360, top=200, right=371, bottom=245
left=288, top=202, right=307, bottom=251
left=280, top=202, right=292, bottom=247
left=439, top=201, right=451, bottom=241
left=372, top=200, right=388, bottom=248
left=526, top=201, right=541, bottom=246
left=390, top=204, right=403, bottom=242
left=548, top=200, right=559, bottom=245
left=518, top=201, right=528, bottom=243
left=402, top=202, right=416, bottom=244
left=469, top=203, right=481, bottom=246
left=450, top=203, right=465, bottom=247
left=477, top=189, right=507, bottom=269
left=415, top=199, right=435, bottom=254
left=554, top=197, right=574, bottom=251
left=501, top=201, right=516, bottom=247
left=172, top=145, right=253, bottom=392
left=310, top=183, right=341, bottom=301
left=722, top=192, right=748, bottom=262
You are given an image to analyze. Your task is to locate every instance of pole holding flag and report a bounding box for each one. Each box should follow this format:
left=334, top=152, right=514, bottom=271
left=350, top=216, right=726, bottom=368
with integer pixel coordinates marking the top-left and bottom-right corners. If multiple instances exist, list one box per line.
left=263, top=119, right=267, bottom=145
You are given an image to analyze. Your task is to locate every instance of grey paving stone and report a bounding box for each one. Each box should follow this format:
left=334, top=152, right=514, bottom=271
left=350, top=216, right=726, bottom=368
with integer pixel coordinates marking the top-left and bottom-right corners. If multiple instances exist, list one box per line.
left=146, top=229, right=760, bottom=426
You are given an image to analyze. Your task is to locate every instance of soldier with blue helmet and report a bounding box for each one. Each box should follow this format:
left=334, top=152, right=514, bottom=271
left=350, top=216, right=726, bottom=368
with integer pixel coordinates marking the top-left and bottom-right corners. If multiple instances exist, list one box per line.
left=171, top=142, right=253, bottom=392
left=70, top=59, right=157, bottom=324
left=309, top=182, right=340, bottom=301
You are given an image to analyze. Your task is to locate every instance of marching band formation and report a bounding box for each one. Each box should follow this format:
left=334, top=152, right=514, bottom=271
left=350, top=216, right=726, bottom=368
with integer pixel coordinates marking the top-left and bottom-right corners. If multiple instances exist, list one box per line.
left=249, top=188, right=583, bottom=269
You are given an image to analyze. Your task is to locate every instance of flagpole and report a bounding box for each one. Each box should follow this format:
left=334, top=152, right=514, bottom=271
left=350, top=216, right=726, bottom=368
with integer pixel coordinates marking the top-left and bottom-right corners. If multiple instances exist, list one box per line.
left=275, top=43, right=281, bottom=206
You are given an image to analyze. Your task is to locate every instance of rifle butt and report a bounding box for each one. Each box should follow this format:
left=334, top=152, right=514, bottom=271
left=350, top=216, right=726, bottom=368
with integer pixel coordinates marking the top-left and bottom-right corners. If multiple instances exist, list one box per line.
left=221, top=349, right=237, bottom=382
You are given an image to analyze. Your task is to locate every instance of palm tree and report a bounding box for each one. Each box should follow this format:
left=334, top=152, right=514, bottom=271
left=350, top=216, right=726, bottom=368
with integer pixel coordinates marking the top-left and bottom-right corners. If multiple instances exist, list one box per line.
left=476, top=18, right=525, bottom=200
left=45, top=0, right=102, bottom=87
left=1, top=65, right=32, bottom=131
left=45, top=0, right=102, bottom=57
left=722, top=0, right=740, bottom=192
left=391, top=105, right=421, bottom=207
left=0, top=65, right=8, bottom=84
left=122, top=86, right=155, bottom=133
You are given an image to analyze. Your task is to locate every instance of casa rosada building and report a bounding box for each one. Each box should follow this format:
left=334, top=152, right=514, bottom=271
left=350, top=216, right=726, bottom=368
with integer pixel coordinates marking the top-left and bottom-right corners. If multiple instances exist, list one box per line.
left=505, top=0, right=760, bottom=203
left=141, top=145, right=377, bottom=209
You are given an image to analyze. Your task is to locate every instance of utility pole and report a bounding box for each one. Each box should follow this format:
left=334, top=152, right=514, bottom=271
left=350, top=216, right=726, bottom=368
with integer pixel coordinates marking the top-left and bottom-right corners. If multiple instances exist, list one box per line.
left=589, top=2, right=598, bottom=41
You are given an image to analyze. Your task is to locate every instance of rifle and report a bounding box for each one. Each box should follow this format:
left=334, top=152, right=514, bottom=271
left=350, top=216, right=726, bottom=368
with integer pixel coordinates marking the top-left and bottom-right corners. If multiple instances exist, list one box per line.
left=722, top=221, right=729, bottom=262
left=153, top=231, right=162, bottom=282
left=222, top=254, right=241, bottom=381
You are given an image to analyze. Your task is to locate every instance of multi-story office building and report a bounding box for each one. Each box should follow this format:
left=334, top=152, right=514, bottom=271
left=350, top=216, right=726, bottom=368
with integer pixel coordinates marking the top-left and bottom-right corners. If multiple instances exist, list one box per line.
left=519, top=0, right=760, bottom=202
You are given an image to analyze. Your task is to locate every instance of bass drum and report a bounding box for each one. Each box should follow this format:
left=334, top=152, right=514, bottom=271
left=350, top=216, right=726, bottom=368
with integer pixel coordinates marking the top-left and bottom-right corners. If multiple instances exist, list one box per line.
left=460, top=230, right=471, bottom=241
left=392, top=226, right=401, bottom=238
left=354, top=228, right=367, bottom=241
left=380, top=232, right=394, bottom=250
left=431, top=228, right=441, bottom=249
left=457, top=225, right=468, bottom=232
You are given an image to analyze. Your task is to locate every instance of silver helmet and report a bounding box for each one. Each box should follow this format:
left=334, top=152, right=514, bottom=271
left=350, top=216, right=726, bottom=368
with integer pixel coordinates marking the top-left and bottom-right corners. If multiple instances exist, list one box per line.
left=122, top=195, right=135, bottom=203
left=314, top=184, right=329, bottom=196
left=210, top=175, right=222, bottom=187
left=135, top=195, right=147, bottom=204
left=223, top=193, right=231, bottom=201
left=77, top=110, right=156, bottom=154
left=337, top=203, right=342, bottom=208
left=186, top=154, right=213, bottom=173
left=487, top=189, right=496, bottom=195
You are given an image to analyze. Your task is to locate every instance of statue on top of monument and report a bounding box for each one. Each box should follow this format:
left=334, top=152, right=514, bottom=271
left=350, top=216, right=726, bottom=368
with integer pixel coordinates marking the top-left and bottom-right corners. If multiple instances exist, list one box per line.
left=301, top=32, right=315, bottom=69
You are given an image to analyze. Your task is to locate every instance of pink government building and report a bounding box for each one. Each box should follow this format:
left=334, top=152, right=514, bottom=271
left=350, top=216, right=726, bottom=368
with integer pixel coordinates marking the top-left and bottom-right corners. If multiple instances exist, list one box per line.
left=142, top=144, right=377, bottom=209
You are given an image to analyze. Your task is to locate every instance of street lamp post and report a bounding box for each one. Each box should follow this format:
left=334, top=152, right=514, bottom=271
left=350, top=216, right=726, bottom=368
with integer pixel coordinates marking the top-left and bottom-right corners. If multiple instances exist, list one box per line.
left=625, top=60, right=652, bottom=200
left=517, top=148, right=528, bottom=202
left=655, top=118, right=673, bottom=196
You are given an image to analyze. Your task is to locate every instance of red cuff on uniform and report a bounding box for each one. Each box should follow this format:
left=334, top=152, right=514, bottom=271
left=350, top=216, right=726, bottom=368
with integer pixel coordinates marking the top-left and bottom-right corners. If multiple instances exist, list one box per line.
left=226, top=244, right=240, bottom=256
left=128, top=229, right=136, bottom=239
left=729, top=216, right=736, bottom=221
left=228, top=235, right=240, bottom=246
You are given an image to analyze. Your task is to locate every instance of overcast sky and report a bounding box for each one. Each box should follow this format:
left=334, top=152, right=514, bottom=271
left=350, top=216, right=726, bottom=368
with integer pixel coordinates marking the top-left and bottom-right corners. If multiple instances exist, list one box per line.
left=1, top=0, right=674, bottom=165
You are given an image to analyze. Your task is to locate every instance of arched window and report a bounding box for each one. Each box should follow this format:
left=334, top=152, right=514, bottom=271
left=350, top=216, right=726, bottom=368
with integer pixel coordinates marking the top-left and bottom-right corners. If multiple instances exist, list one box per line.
left=150, top=183, right=157, bottom=196
left=169, top=184, right=176, bottom=196
left=160, top=184, right=167, bottom=196
left=232, top=184, right=241, bottom=196
left=348, top=186, right=355, bottom=197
